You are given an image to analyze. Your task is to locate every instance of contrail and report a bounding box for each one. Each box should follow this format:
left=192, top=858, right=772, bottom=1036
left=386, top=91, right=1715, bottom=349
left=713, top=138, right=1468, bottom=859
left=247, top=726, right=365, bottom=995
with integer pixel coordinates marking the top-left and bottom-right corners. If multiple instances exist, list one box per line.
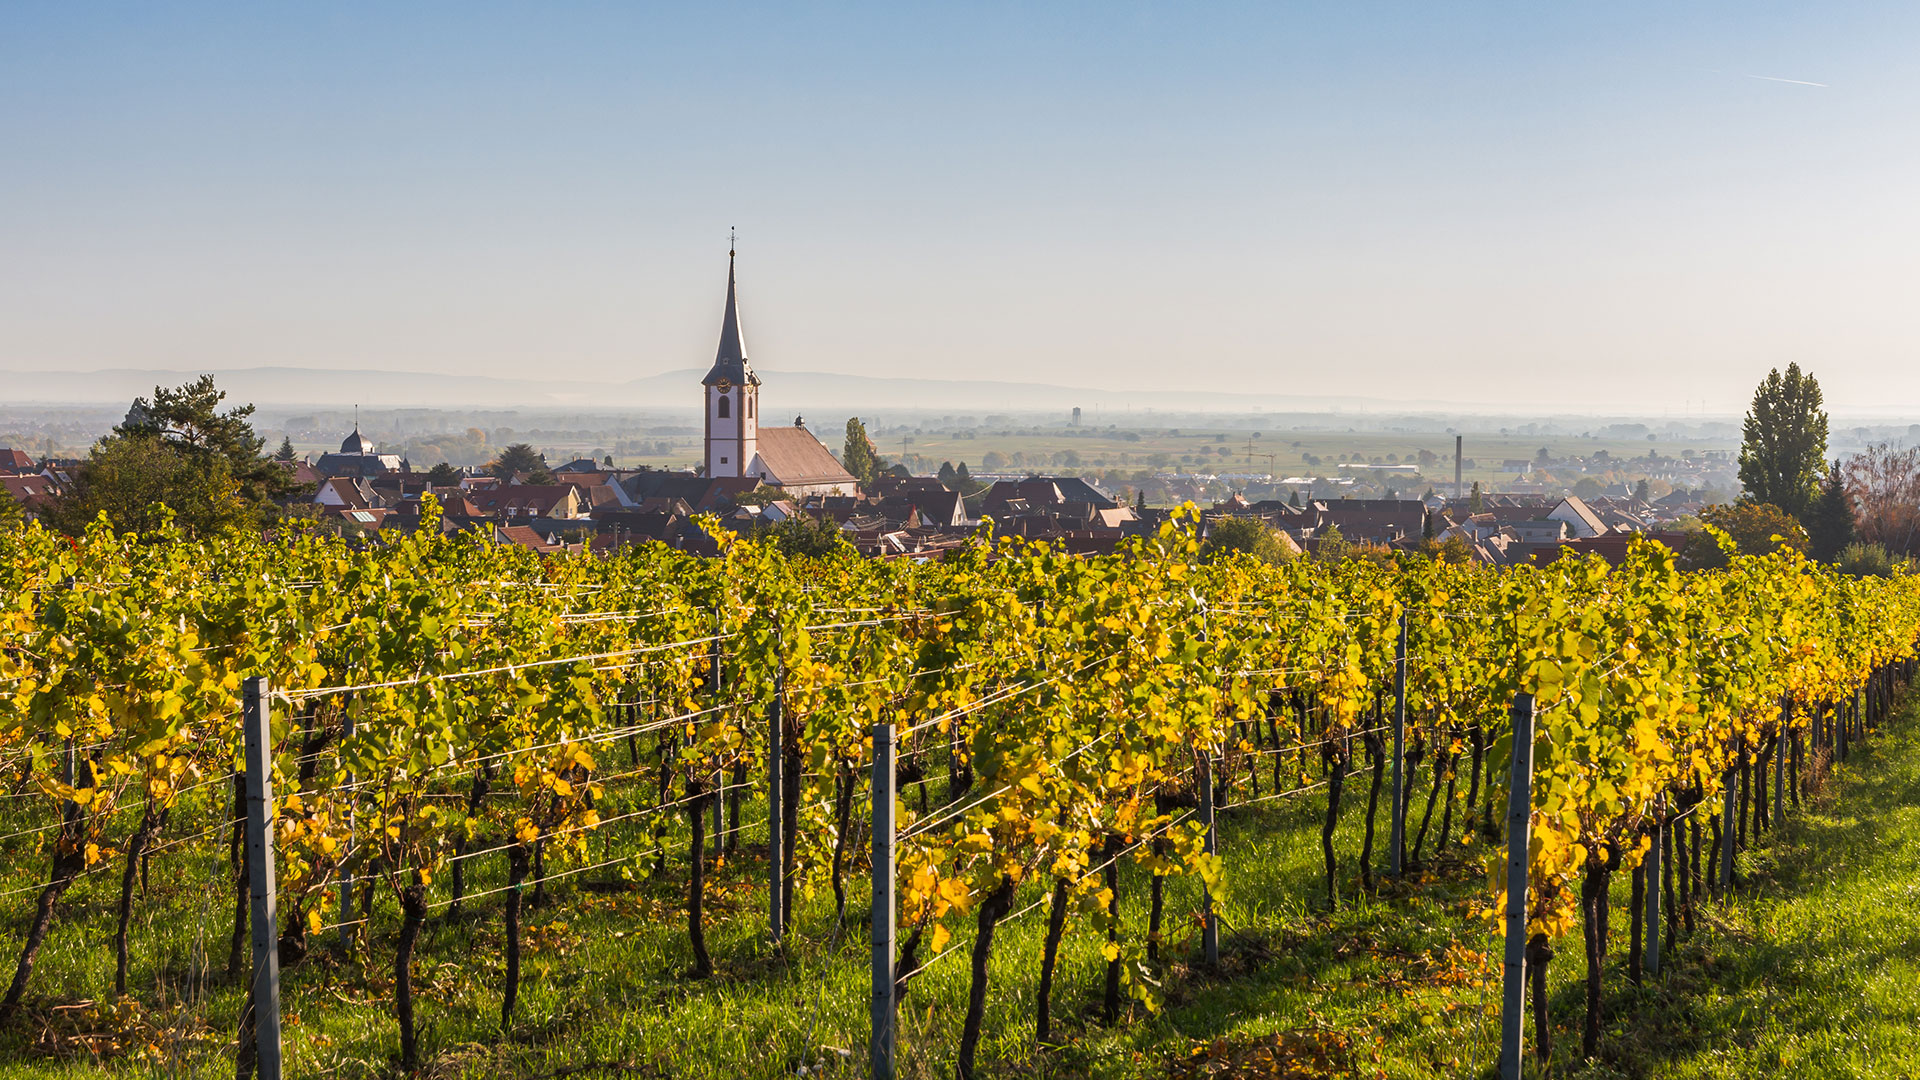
left=1746, top=73, right=1829, bottom=87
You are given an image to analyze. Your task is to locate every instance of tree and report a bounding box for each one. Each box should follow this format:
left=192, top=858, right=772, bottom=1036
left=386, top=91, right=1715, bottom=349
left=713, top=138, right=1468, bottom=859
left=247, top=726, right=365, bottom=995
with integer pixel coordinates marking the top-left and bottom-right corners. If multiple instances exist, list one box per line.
left=1287, top=489, right=1302, bottom=509
left=525, top=466, right=556, bottom=486
left=51, top=376, right=287, bottom=535
left=1416, top=535, right=1475, bottom=564
left=938, top=461, right=958, bottom=487
left=1843, top=444, right=1920, bottom=557
left=1573, top=478, right=1602, bottom=500
left=1313, top=523, right=1351, bottom=562
left=493, top=443, right=543, bottom=479
left=842, top=418, right=879, bottom=485
left=733, top=484, right=784, bottom=508
left=0, top=484, right=22, bottom=532
left=1737, top=363, right=1828, bottom=520
left=1633, top=478, right=1651, bottom=504
left=1805, top=460, right=1857, bottom=562
left=1469, top=481, right=1483, bottom=514
left=1202, top=516, right=1296, bottom=566
left=766, top=513, right=850, bottom=558
left=116, top=375, right=293, bottom=505
left=1836, top=541, right=1904, bottom=578
left=951, top=461, right=985, bottom=497
left=46, top=435, right=247, bottom=537
left=426, top=462, right=463, bottom=486
left=275, top=436, right=297, bottom=463
left=1136, top=489, right=1149, bottom=515
left=1682, top=502, right=1810, bottom=569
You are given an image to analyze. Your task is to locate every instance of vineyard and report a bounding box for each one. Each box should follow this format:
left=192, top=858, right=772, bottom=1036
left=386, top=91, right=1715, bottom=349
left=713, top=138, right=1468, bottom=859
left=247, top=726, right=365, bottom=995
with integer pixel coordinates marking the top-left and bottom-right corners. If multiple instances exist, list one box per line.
left=0, top=497, right=1916, bottom=1078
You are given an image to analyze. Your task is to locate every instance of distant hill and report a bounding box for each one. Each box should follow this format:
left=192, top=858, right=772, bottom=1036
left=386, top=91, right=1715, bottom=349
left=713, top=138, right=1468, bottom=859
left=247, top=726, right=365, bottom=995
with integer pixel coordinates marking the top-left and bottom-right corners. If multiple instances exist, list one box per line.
left=0, top=364, right=1401, bottom=414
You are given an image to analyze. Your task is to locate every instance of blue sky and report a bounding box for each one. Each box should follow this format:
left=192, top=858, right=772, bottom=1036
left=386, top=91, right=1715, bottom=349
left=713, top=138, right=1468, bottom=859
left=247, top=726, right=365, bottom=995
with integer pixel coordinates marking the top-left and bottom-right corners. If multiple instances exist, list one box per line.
left=4, top=2, right=1918, bottom=412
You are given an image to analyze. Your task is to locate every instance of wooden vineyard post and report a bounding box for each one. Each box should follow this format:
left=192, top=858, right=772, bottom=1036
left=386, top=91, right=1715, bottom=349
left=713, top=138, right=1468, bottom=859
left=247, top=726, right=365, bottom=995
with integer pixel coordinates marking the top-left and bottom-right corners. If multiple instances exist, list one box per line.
left=1774, top=707, right=1786, bottom=829
left=242, top=677, right=283, bottom=1080
left=1199, top=751, right=1220, bottom=967
left=1390, top=613, right=1408, bottom=877
left=1498, top=692, right=1535, bottom=1080
left=869, top=722, right=896, bottom=1080
left=768, top=649, right=785, bottom=943
left=1644, top=800, right=1662, bottom=978
left=1719, top=761, right=1737, bottom=893
left=1839, top=692, right=1851, bottom=761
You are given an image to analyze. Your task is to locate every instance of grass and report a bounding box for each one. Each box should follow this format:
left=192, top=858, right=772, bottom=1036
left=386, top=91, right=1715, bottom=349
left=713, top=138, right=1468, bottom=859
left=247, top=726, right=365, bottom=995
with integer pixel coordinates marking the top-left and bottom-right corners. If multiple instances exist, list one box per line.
left=2, top=696, right=1918, bottom=1079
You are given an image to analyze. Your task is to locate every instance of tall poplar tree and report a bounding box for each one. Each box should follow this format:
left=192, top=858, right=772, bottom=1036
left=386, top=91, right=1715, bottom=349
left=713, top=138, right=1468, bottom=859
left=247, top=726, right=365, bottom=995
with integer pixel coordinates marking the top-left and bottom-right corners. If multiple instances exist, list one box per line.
left=1737, top=363, right=1828, bottom=521
left=842, top=418, right=878, bottom=485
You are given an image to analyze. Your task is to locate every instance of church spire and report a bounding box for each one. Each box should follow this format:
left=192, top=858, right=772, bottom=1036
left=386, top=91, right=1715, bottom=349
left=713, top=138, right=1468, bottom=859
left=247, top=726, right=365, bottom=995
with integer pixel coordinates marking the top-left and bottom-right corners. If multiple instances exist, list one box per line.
left=702, top=233, right=760, bottom=387
left=716, top=242, right=745, bottom=365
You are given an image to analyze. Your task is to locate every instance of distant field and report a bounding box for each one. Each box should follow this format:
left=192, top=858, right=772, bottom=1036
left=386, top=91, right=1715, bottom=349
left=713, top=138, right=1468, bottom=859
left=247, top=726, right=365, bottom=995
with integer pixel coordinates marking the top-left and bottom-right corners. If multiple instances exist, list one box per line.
left=303, top=427, right=1738, bottom=488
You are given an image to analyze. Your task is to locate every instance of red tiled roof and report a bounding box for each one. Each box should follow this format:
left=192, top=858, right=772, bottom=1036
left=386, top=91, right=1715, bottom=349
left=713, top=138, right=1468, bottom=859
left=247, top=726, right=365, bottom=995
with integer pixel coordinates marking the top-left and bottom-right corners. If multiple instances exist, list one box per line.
left=495, top=525, right=564, bottom=553
left=750, top=427, right=858, bottom=488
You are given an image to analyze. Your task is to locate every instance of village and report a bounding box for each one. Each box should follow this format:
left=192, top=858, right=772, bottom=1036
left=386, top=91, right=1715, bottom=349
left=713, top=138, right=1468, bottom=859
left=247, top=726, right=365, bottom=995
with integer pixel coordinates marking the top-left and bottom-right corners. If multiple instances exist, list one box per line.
left=3, top=251, right=1725, bottom=567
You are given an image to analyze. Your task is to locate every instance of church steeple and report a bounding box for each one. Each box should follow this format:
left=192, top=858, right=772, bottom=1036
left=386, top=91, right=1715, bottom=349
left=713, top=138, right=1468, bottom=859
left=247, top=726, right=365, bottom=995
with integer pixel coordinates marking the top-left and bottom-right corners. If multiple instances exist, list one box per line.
left=703, top=236, right=760, bottom=479
left=702, top=238, right=760, bottom=388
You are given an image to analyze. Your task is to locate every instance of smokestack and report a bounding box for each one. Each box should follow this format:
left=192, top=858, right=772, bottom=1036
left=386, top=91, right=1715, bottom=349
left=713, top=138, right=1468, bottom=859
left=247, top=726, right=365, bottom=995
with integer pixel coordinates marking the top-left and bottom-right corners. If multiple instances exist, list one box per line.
left=1455, top=434, right=1464, bottom=502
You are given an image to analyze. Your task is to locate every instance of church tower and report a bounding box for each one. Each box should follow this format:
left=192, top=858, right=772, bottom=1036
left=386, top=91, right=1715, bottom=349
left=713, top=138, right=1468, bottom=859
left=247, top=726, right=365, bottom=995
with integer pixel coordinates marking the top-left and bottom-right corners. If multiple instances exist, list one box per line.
left=702, top=245, right=760, bottom=479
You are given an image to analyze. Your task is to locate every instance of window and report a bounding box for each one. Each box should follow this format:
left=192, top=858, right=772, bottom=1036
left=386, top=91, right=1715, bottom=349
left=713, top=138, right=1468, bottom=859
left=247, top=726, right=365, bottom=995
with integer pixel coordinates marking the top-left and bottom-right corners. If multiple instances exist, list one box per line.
left=747, top=395, right=755, bottom=419
left=716, top=394, right=731, bottom=419
left=720, top=457, right=728, bottom=464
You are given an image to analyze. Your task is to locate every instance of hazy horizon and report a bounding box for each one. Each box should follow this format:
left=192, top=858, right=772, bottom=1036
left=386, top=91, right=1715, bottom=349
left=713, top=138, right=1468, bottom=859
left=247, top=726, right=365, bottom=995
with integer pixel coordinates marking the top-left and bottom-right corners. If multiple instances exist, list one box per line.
left=6, top=4, right=1920, bottom=414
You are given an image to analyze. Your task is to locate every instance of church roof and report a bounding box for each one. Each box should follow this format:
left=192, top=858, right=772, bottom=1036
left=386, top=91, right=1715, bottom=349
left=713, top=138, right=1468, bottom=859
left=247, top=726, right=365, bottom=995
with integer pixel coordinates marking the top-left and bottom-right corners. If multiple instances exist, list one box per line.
left=751, top=427, right=858, bottom=488
left=701, top=250, right=761, bottom=388
left=340, top=426, right=375, bottom=454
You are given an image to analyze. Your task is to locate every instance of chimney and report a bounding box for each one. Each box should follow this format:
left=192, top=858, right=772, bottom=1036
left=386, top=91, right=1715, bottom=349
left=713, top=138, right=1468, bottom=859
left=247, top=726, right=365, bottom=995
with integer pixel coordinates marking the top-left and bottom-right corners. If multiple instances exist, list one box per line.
left=1455, top=434, right=1464, bottom=502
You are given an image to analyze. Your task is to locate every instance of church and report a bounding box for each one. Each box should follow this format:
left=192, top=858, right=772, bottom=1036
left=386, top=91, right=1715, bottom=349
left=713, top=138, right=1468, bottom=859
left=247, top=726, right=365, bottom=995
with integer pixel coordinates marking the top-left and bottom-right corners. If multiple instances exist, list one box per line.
left=701, top=249, right=859, bottom=500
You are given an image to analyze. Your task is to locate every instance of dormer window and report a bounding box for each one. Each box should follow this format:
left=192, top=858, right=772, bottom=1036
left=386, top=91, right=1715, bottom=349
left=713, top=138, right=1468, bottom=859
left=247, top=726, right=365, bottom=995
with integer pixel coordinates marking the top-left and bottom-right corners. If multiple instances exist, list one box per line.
left=716, top=394, right=731, bottom=419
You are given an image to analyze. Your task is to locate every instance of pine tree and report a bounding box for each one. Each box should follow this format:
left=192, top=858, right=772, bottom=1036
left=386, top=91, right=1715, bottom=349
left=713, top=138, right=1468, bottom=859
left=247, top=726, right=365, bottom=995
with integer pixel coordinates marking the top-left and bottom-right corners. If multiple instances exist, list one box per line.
left=1738, top=363, right=1828, bottom=521
left=1469, top=481, right=1483, bottom=515
left=1633, top=478, right=1650, bottom=503
left=1806, top=460, right=1856, bottom=562
left=938, top=461, right=958, bottom=487
left=954, top=461, right=976, bottom=494
left=1135, top=489, right=1148, bottom=515
left=275, top=436, right=296, bottom=462
left=1288, top=489, right=1302, bottom=509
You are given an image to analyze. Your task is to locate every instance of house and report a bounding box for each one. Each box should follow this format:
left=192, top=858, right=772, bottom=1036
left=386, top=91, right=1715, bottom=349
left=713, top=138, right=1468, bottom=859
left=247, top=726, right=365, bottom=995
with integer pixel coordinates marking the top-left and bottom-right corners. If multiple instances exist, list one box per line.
left=1311, top=499, right=1429, bottom=545
left=1545, top=496, right=1608, bottom=539
left=494, top=525, right=568, bottom=555
left=467, top=484, right=584, bottom=521
left=620, top=472, right=758, bottom=514
left=0, top=474, right=59, bottom=519
left=0, top=448, right=37, bottom=475
left=313, top=476, right=381, bottom=511
left=869, top=476, right=969, bottom=529
left=698, top=248, right=860, bottom=499
left=330, top=507, right=393, bottom=532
